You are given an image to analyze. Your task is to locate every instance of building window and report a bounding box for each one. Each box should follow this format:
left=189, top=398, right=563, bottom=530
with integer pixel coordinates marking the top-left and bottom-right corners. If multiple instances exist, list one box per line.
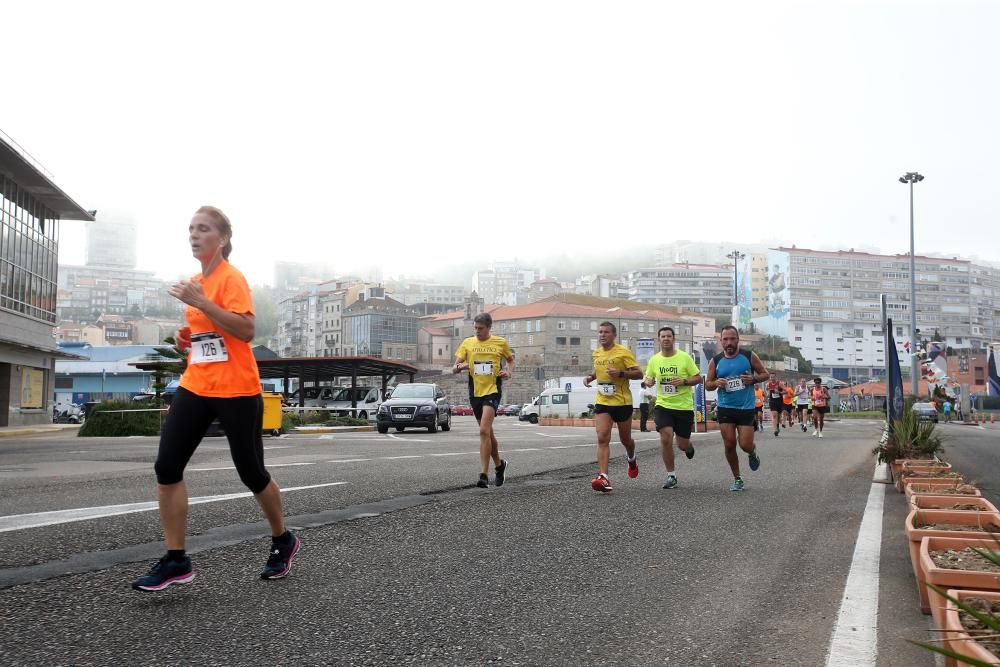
left=528, top=334, right=534, bottom=344
left=794, top=324, right=804, bottom=331
left=557, top=320, right=566, bottom=330
left=571, top=337, right=581, bottom=346
left=621, top=322, right=628, bottom=332
left=794, top=336, right=802, bottom=342
left=590, top=321, right=598, bottom=330
left=571, top=320, right=580, bottom=330
left=536, top=319, right=542, bottom=331
left=526, top=321, right=533, bottom=333
left=814, top=324, right=823, bottom=332
left=556, top=337, right=567, bottom=345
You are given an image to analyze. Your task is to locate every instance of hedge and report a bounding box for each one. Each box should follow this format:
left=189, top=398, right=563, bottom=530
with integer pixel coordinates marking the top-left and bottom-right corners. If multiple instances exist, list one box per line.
left=78, top=400, right=164, bottom=437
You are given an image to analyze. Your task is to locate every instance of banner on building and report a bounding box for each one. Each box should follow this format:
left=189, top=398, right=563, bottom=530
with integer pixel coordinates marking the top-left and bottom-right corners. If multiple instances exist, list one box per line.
left=989, top=345, right=1000, bottom=397
left=783, top=355, right=798, bottom=371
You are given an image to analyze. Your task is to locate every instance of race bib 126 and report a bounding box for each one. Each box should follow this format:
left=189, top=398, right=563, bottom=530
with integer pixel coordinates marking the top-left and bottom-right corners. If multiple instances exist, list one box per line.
left=190, top=333, right=229, bottom=364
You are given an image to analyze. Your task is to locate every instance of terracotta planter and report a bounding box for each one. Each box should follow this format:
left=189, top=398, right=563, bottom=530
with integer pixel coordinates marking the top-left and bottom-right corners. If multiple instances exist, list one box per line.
left=942, top=589, right=1000, bottom=667
left=902, top=462, right=954, bottom=473
left=919, top=536, right=1000, bottom=632
left=905, top=510, right=1000, bottom=613
left=910, top=495, right=1000, bottom=513
left=906, top=482, right=980, bottom=504
left=893, top=457, right=944, bottom=479
left=898, top=471, right=964, bottom=493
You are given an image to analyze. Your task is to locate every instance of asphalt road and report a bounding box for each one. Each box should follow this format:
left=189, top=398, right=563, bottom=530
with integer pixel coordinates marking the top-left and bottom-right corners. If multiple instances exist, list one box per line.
left=2, top=416, right=993, bottom=666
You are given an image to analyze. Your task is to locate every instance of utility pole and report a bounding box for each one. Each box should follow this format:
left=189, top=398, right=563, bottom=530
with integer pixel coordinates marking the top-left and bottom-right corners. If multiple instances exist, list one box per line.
left=899, top=171, right=924, bottom=396
left=726, top=250, right=746, bottom=324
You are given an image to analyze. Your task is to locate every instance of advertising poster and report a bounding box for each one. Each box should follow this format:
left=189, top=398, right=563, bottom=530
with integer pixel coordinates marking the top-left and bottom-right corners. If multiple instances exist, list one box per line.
left=752, top=250, right=790, bottom=339
left=21, top=367, right=44, bottom=409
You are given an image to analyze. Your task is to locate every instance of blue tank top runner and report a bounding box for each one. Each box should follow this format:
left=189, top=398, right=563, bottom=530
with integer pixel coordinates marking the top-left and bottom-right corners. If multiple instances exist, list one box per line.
left=714, top=351, right=755, bottom=410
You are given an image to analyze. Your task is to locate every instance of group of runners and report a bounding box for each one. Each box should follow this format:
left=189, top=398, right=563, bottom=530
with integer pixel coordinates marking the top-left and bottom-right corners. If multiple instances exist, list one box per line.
left=131, top=206, right=834, bottom=591
left=459, top=318, right=835, bottom=495
left=756, top=375, right=831, bottom=437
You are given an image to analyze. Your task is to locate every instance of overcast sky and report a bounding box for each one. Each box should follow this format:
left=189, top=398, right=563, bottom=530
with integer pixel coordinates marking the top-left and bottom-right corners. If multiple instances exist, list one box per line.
left=4, top=1, right=997, bottom=286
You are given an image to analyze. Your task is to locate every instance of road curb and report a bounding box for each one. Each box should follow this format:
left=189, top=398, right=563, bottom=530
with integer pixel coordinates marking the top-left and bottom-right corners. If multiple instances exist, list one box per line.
left=0, top=425, right=81, bottom=439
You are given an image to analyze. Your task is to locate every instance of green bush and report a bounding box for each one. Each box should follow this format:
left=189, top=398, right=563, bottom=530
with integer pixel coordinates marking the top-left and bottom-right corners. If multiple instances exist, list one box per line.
left=79, top=400, right=164, bottom=437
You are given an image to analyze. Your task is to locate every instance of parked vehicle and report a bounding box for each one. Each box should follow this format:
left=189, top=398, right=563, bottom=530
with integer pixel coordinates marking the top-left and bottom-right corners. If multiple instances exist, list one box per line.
left=377, top=383, right=451, bottom=433
left=328, top=387, right=382, bottom=420
left=451, top=405, right=473, bottom=416
left=912, top=401, right=939, bottom=423
left=519, top=385, right=600, bottom=424
left=52, top=403, right=84, bottom=424
left=287, top=386, right=337, bottom=408
left=503, top=404, right=523, bottom=416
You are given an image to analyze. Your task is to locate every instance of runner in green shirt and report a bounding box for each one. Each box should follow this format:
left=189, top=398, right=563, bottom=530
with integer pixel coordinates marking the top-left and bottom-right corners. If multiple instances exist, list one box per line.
left=642, top=326, right=702, bottom=489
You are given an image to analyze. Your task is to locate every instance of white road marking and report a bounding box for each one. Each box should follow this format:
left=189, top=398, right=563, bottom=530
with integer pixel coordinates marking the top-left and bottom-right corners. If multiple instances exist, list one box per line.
left=0, top=481, right=347, bottom=533
left=430, top=452, right=474, bottom=457
left=534, top=433, right=577, bottom=439
left=326, top=458, right=372, bottom=463
left=382, top=455, right=422, bottom=460
left=387, top=434, right=431, bottom=443
left=189, top=462, right=317, bottom=472
left=825, top=464, right=885, bottom=666
left=506, top=448, right=541, bottom=452
left=263, top=445, right=292, bottom=450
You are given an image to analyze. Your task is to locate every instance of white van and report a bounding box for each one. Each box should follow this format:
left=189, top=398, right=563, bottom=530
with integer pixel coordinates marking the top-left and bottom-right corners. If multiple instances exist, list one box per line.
left=519, top=386, right=599, bottom=423
left=328, top=386, right=383, bottom=420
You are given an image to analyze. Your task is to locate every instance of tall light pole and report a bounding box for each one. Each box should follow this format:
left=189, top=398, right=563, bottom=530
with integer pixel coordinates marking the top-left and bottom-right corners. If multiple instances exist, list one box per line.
left=726, top=250, right=746, bottom=324
left=899, top=171, right=924, bottom=396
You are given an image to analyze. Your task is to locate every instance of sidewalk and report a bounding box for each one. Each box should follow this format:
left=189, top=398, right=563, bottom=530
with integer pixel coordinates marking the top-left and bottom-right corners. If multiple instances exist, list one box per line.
left=0, top=423, right=81, bottom=439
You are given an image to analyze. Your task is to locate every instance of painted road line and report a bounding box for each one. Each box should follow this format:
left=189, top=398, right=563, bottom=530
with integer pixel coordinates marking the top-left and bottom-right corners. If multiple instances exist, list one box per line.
left=506, top=448, right=541, bottom=452
left=0, top=481, right=347, bottom=533
left=534, top=433, right=577, bottom=439
left=326, top=458, right=373, bottom=463
left=382, top=455, right=422, bottom=460
left=430, top=452, right=474, bottom=457
left=387, top=434, right=430, bottom=443
left=824, top=464, right=885, bottom=666
left=189, top=461, right=317, bottom=472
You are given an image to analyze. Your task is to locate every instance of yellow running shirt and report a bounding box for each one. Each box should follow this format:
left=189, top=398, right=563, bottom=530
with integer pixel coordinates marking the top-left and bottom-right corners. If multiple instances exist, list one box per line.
left=592, top=343, right=637, bottom=406
left=456, top=335, right=512, bottom=398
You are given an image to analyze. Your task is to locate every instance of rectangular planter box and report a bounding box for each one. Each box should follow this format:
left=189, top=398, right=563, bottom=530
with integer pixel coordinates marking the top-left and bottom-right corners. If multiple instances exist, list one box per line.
left=942, top=589, right=1000, bottom=667
left=919, top=536, right=1000, bottom=633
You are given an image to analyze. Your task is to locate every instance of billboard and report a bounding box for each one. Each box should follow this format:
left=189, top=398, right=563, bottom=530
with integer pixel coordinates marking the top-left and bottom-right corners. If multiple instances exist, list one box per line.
left=21, top=368, right=44, bottom=409
left=752, top=249, right=790, bottom=340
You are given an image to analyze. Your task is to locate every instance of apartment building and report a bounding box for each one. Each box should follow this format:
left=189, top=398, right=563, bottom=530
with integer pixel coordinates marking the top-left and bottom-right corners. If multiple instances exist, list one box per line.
left=743, top=247, right=1000, bottom=381
left=625, top=263, right=734, bottom=320
left=472, top=262, right=538, bottom=305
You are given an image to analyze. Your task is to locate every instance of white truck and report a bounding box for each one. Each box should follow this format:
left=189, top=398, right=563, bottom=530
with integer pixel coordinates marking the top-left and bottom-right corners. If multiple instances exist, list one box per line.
left=518, top=376, right=647, bottom=423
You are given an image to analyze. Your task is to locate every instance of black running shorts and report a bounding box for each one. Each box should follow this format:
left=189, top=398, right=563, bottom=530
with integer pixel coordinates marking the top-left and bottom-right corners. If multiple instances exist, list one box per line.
left=653, top=406, right=694, bottom=439
left=594, top=404, right=634, bottom=423
left=716, top=407, right=756, bottom=427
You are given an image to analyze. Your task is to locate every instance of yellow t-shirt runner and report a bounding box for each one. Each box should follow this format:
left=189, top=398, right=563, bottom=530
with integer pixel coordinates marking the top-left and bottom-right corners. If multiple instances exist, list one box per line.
left=455, top=335, right=512, bottom=398
left=592, top=344, right=637, bottom=406
left=644, top=350, right=699, bottom=411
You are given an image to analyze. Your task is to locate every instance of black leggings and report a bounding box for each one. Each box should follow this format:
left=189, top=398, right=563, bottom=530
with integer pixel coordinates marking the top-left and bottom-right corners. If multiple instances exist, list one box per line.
left=155, top=387, right=271, bottom=493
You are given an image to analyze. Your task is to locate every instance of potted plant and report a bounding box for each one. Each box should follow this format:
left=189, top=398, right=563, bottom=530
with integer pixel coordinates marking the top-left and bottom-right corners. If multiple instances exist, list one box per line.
left=911, top=535, right=1000, bottom=666
left=904, top=509, right=1000, bottom=613
left=906, top=483, right=981, bottom=505
left=898, top=470, right=964, bottom=493
left=918, top=536, right=1000, bottom=633
left=873, top=404, right=944, bottom=479
left=911, top=496, right=1000, bottom=513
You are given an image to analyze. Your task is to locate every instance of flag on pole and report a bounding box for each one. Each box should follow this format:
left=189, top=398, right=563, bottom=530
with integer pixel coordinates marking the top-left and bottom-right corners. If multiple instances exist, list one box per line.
left=989, top=346, right=1000, bottom=397
left=886, top=319, right=905, bottom=424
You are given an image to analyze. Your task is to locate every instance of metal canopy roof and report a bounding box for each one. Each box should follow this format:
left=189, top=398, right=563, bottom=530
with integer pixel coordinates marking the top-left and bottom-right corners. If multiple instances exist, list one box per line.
left=0, top=135, right=95, bottom=221
left=256, top=356, right=420, bottom=383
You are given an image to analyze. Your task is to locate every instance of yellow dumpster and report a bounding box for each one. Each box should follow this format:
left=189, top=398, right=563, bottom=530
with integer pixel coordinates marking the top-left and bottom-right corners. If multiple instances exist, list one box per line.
left=262, top=392, right=283, bottom=436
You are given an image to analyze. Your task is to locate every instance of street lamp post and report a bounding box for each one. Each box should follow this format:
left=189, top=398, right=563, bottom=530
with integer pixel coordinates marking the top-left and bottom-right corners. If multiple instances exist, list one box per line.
left=899, top=171, right=925, bottom=396
left=726, top=250, right=746, bottom=323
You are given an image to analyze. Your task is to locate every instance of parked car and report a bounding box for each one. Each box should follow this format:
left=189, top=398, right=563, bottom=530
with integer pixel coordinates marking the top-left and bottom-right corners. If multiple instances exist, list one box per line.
left=451, top=405, right=473, bottom=416
left=376, top=383, right=452, bottom=434
left=911, top=401, right=939, bottom=423
left=287, top=386, right=337, bottom=407
left=503, top=404, right=522, bottom=416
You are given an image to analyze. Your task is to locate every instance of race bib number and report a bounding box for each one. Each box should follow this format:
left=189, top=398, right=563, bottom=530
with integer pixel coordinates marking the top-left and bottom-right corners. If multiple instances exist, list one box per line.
left=473, top=361, right=494, bottom=376
left=597, top=382, right=617, bottom=396
left=659, top=380, right=677, bottom=395
left=190, top=333, right=228, bottom=364
left=725, top=377, right=744, bottom=392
